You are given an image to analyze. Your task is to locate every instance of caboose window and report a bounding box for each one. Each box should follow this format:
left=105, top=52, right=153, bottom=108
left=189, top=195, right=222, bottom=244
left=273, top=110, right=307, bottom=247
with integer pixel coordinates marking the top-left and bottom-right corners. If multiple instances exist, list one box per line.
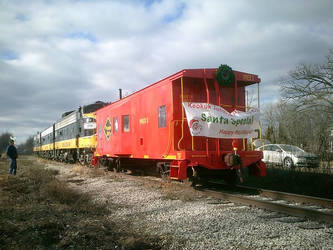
left=113, top=117, right=118, bottom=133
left=158, top=105, right=166, bottom=128
left=122, top=115, right=130, bottom=132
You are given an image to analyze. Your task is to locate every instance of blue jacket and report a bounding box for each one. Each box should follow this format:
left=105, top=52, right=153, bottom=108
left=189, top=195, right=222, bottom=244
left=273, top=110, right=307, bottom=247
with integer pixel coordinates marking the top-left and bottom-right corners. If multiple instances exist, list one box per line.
left=6, top=144, right=18, bottom=159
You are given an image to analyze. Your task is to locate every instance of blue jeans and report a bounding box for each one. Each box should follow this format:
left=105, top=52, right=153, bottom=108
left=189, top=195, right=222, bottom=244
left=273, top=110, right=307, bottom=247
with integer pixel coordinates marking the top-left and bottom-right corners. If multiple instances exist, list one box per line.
left=9, top=158, right=17, bottom=175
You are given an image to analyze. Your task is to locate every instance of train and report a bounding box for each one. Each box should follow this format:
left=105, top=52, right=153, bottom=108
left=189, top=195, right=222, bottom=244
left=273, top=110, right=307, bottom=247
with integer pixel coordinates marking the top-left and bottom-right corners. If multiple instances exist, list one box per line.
left=33, top=65, right=266, bottom=185
left=33, top=101, right=106, bottom=164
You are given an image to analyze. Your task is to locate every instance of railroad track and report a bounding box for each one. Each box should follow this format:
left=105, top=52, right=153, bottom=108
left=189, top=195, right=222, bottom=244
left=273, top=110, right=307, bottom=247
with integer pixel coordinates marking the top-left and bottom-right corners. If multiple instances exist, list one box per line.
left=53, top=161, right=333, bottom=224
left=199, top=184, right=333, bottom=224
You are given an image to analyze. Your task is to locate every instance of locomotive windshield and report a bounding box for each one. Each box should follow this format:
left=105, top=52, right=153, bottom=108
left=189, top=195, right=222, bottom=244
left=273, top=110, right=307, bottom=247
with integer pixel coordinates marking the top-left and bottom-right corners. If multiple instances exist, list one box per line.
left=83, top=117, right=97, bottom=136
left=84, top=117, right=96, bottom=123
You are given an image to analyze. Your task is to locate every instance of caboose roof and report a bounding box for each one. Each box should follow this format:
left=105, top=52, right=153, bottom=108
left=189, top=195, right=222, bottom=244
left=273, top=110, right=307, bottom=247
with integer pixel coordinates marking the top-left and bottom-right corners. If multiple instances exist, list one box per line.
left=98, top=68, right=260, bottom=111
left=168, top=68, right=260, bottom=84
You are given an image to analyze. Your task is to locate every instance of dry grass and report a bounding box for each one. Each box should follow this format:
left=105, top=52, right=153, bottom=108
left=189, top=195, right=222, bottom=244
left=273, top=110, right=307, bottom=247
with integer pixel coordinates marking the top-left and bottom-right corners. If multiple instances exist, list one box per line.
left=0, top=156, right=162, bottom=249
left=41, top=178, right=86, bottom=205
left=159, top=181, right=201, bottom=201
left=72, top=164, right=108, bottom=177
left=71, top=164, right=91, bottom=175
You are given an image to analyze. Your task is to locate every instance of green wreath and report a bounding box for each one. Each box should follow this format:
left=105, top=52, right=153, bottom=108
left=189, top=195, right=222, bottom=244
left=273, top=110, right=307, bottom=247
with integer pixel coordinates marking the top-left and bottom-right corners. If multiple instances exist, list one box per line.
left=215, top=64, right=235, bottom=86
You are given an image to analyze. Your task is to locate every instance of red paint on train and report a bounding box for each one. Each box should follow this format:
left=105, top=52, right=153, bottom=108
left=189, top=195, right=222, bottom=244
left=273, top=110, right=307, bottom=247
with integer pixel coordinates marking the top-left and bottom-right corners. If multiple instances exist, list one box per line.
left=94, top=68, right=266, bottom=180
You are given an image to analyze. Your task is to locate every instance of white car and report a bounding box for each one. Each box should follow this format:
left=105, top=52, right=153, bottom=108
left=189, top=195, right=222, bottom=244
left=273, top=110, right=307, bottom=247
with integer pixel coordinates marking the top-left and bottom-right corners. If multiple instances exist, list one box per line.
left=256, top=144, right=320, bottom=168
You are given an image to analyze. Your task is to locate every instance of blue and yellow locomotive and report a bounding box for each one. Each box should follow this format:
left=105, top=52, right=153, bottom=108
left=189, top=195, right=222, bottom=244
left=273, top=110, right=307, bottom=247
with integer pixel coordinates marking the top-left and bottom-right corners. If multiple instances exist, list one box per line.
left=33, top=101, right=106, bottom=164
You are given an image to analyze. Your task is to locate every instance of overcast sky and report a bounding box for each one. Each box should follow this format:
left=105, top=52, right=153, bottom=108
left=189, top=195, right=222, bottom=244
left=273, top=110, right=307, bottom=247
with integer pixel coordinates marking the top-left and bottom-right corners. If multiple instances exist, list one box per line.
left=1, top=0, right=333, bottom=144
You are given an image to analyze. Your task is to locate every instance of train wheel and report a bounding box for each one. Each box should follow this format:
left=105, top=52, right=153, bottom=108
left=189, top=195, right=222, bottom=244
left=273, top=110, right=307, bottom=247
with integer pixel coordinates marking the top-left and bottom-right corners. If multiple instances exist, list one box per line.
left=156, top=163, right=170, bottom=179
left=160, top=169, right=169, bottom=179
left=99, top=156, right=107, bottom=167
left=72, top=151, right=77, bottom=164
left=87, top=154, right=93, bottom=166
left=183, top=167, right=201, bottom=187
left=115, top=158, right=122, bottom=172
left=79, top=154, right=85, bottom=165
left=107, top=158, right=115, bottom=171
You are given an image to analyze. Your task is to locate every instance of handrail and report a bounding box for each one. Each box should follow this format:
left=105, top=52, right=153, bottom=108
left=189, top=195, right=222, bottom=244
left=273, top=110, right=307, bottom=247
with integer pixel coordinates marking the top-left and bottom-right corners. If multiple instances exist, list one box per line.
left=203, top=69, right=209, bottom=156
left=177, top=77, right=185, bottom=150
left=163, top=119, right=187, bottom=157
left=162, top=119, right=173, bottom=157
left=166, top=76, right=263, bottom=155
left=214, top=72, right=221, bottom=157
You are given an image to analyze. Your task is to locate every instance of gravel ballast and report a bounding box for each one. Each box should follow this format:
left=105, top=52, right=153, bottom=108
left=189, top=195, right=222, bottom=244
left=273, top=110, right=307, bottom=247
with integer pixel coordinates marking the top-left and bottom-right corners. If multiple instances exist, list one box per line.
left=52, top=163, right=333, bottom=249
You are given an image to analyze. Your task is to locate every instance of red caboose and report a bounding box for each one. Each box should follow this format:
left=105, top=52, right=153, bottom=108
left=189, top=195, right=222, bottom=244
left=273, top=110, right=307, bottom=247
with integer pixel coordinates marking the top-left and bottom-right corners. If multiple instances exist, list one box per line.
left=94, top=66, right=266, bottom=184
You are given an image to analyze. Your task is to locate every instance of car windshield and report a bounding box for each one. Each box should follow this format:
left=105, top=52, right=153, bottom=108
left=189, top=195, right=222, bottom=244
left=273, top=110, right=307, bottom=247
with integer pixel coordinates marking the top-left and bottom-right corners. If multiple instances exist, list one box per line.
left=279, top=145, right=303, bottom=153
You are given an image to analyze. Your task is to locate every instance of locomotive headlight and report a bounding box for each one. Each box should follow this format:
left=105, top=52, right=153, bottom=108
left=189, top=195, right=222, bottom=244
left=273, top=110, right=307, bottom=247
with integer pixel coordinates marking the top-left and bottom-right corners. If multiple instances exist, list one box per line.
left=84, top=123, right=96, bottom=129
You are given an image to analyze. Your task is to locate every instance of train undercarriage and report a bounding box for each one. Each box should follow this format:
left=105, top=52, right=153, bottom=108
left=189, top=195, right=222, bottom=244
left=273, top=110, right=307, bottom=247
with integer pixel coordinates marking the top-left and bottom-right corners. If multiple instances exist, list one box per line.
left=93, top=156, right=243, bottom=186
left=35, top=148, right=263, bottom=187
left=36, top=148, right=94, bottom=165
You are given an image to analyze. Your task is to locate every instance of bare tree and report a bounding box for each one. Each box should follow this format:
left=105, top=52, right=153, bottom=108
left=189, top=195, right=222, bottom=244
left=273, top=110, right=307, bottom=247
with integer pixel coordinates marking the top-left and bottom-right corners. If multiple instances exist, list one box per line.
left=281, top=49, right=333, bottom=114
left=17, top=136, right=34, bottom=155
left=0, top=132, right=13, bottom=155
left=261, top=100, right=331, bottom=156
left=262, top=103, right=279, bottom=143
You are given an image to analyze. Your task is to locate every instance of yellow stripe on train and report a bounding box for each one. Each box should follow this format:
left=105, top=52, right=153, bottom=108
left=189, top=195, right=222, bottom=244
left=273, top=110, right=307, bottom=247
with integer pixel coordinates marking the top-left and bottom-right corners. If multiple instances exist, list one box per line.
left=40, top=143, right=54, bottom=151
left=36, top=135, right=97, bottom=152
left=54, top=136, right=97, bottom=150
left=78, top=135, right=97, bottom=148
left=55, top=138, right=77, bottom=149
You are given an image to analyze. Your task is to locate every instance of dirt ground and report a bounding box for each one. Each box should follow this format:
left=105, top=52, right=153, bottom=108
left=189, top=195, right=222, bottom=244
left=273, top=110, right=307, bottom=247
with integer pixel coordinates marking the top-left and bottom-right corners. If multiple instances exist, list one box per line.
left=1, top=156, right=333, bottom=249
left=0, top=156, right=175, bottom=249
left=0, top=156, right=200, bottom=249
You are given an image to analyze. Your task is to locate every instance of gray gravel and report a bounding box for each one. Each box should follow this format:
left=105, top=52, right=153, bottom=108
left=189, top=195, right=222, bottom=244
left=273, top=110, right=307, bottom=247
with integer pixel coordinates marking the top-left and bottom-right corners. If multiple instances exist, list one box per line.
left=55, top=164, right=333, bottom=249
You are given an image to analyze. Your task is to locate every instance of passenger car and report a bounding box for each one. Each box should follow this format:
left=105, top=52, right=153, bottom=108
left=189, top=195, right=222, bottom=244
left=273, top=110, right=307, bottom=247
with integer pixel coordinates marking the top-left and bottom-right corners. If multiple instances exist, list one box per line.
left=256, top=144, right=319, bottom=168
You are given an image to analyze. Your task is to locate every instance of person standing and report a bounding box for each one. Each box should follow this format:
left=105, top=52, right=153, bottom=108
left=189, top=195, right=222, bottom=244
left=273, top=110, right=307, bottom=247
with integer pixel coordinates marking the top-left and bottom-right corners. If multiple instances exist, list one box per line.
left=6, top=137, right=18, bottom=175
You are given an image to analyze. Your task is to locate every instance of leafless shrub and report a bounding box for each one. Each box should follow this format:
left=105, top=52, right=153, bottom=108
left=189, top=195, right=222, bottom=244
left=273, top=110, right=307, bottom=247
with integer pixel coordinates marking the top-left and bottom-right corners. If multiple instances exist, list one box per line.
left=41, top=178, right=84, bottom=205
left=160, top=181, right=200, bottom=201
left=71, top=165, right=90, bottom=175
left=72, top=165, right=107, bottom=177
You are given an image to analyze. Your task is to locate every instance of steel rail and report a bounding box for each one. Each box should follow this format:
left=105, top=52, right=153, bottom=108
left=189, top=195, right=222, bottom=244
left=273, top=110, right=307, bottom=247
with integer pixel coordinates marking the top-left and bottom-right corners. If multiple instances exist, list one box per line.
left=236, top=185, right=333, bottom=209
left=201, top=189, right=333, bottom=224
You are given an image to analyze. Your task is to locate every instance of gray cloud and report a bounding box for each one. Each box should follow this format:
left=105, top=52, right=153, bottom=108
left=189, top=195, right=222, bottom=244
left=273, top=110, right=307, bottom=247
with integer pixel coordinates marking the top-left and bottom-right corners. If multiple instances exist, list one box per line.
left=0, top=0, right=332, bottom=144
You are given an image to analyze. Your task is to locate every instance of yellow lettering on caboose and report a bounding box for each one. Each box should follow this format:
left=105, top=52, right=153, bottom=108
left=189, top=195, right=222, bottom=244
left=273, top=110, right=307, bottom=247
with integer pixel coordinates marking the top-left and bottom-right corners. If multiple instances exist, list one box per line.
left=242, top=74, right=255, bottom=81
